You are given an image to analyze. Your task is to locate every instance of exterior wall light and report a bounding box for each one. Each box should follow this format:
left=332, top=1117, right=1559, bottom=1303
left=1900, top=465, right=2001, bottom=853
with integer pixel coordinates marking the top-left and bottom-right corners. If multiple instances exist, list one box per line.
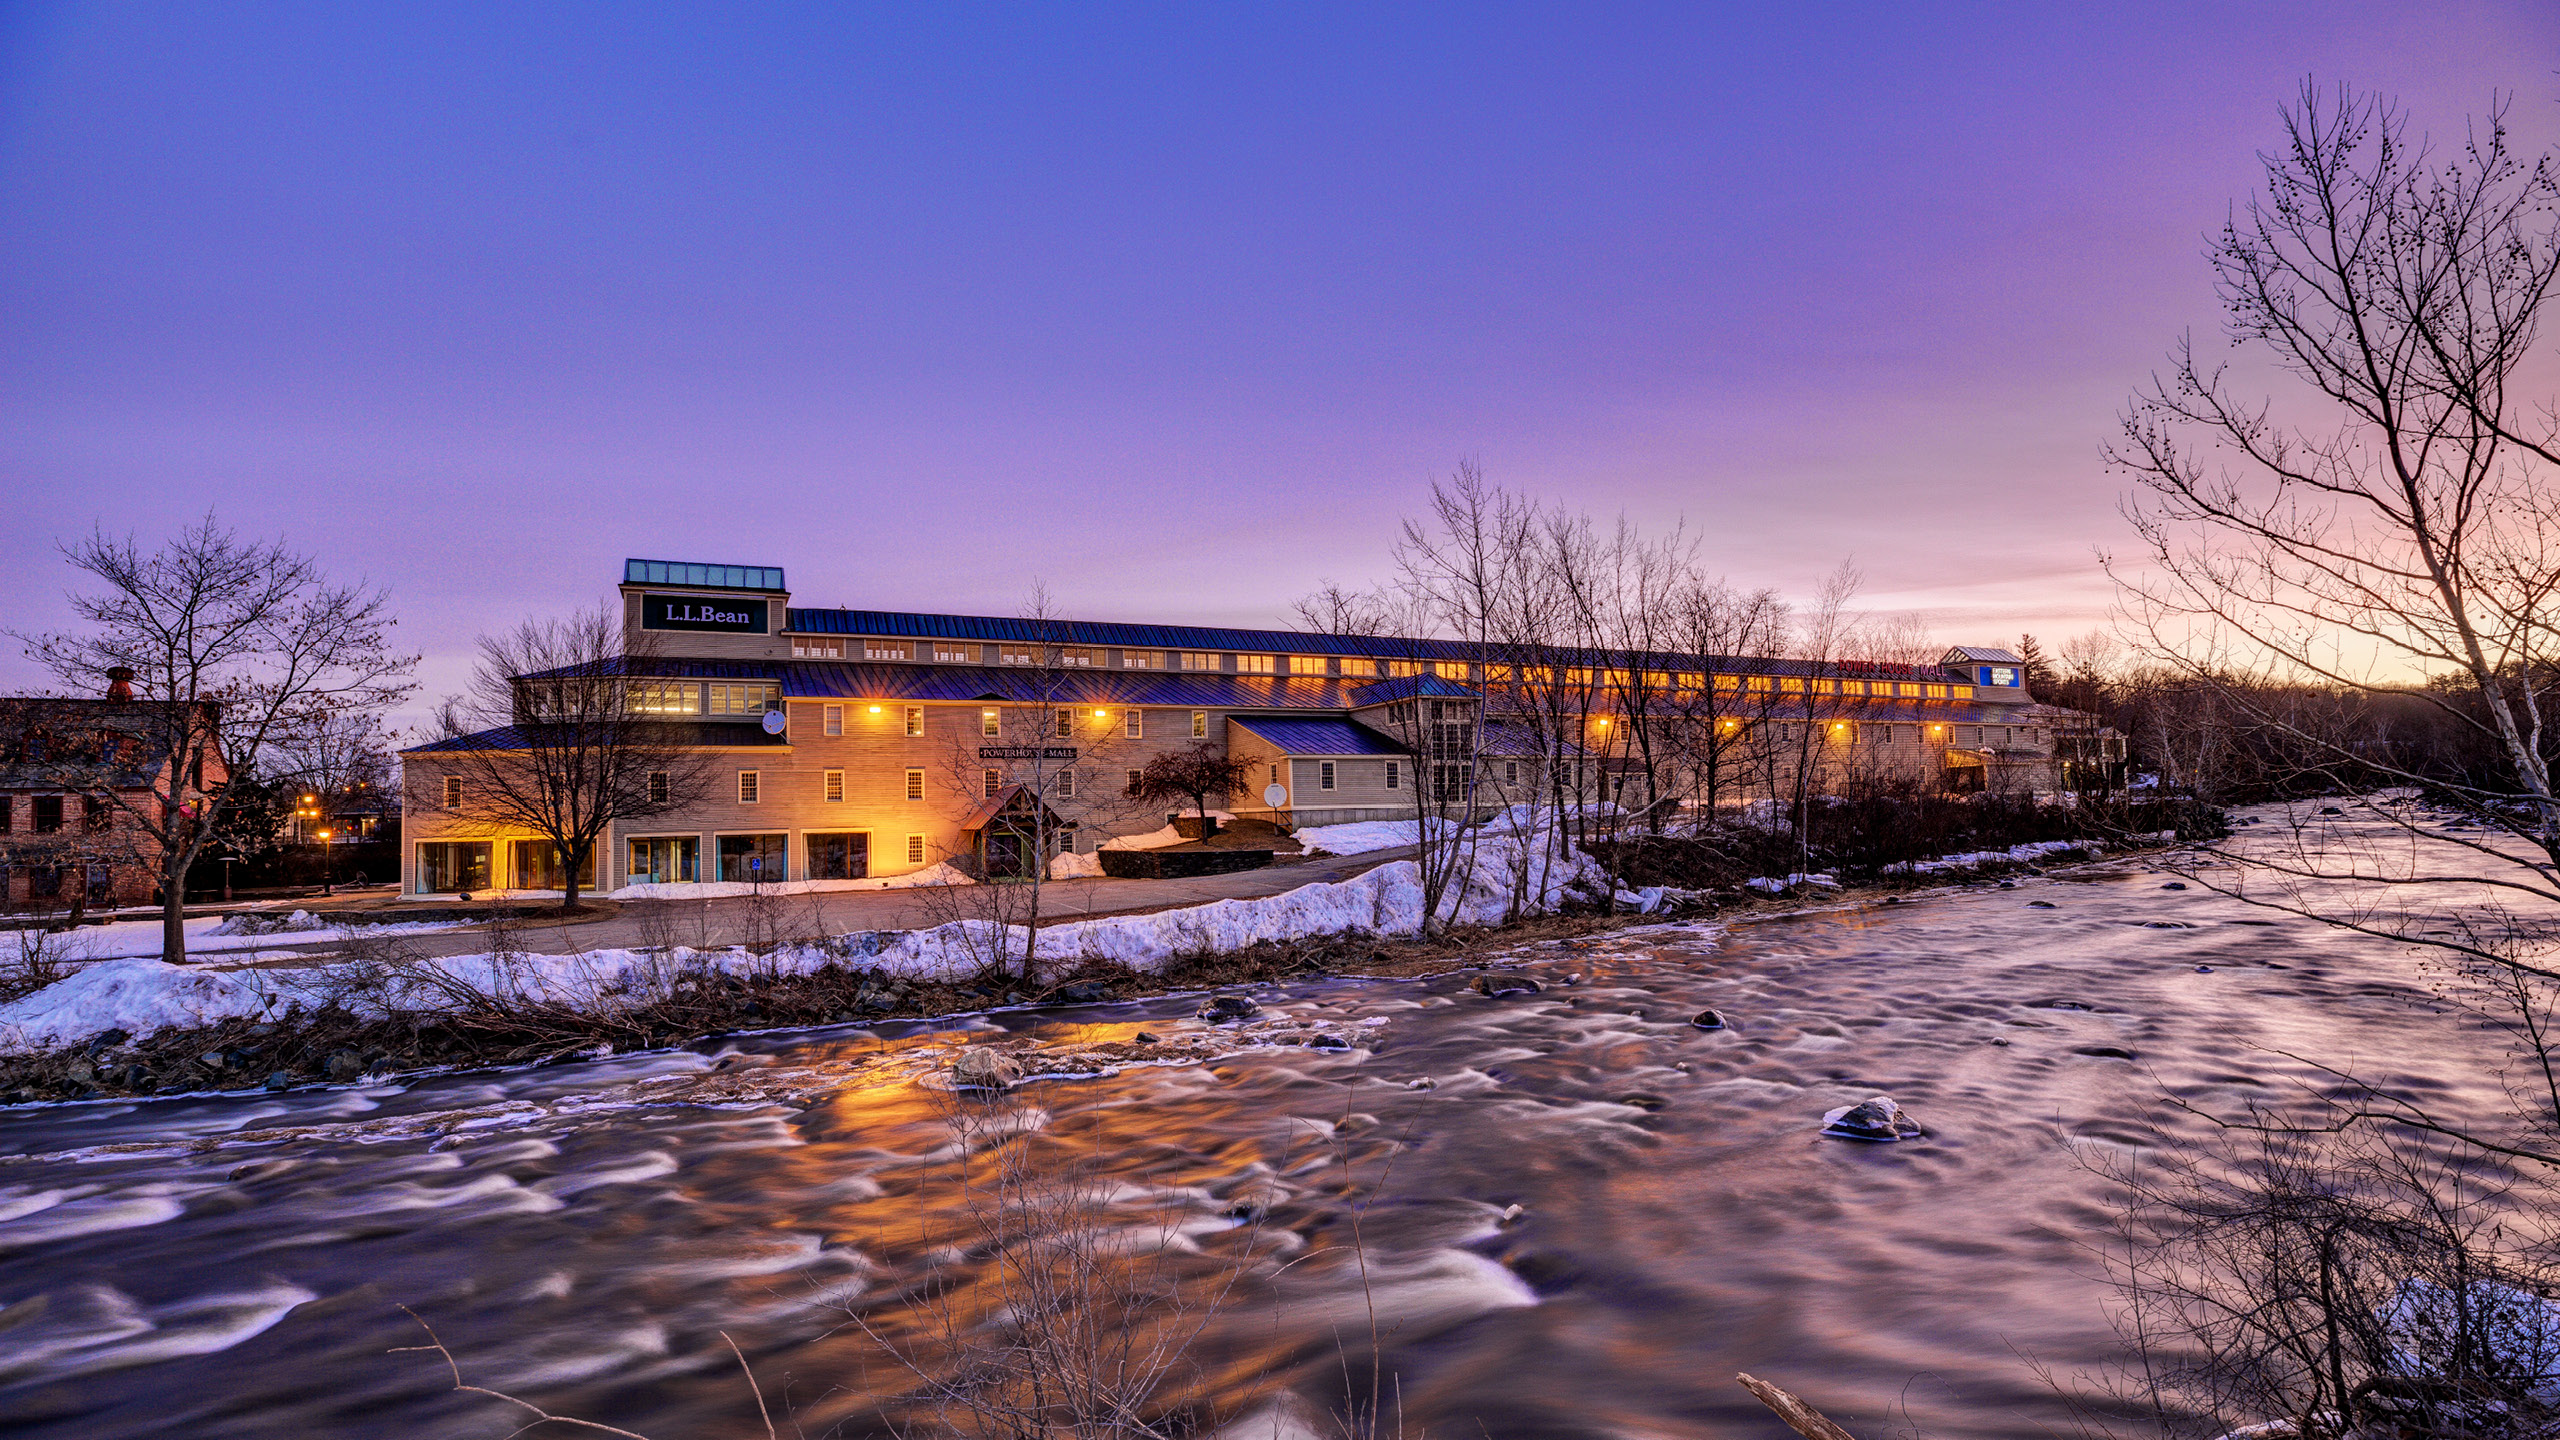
left=1093, top=709, right=1107, bottom=718
left=869, top=705, right=882, bottom=714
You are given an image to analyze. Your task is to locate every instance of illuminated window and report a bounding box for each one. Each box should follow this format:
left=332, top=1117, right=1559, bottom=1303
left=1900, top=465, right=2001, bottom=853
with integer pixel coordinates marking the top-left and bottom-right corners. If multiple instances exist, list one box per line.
left=1747, top=675, right=1775, bottom=692
left=906, top=768, right=925, bottom=800
left=823, top=704, right=842, bottom=735
left=738, top=770, right=760, bottom=803
left=1180, top=652, right=1219, bottom=671
left=823, top=769, right=844, bottom=802
left=793, top=638, right=844, bottom=659
left=907, top=834, right=926, bottom=865
left=864, top=641, right=909, bottom=661
left=1924, top=684, right=1949, bottom=699
left=933, top=643, right=973, bottom=663
left=708, top=682, right=779, bottom=716
left=982, top=709, right=1000, bottom=737
left=1780, top=676, right=1805, bottom=693
left=905, top=706, right=924, bottom=736
left=1057, top=647, right=1098, bottom=667
left=1123, top=650, right=1164, bottom=670
left=629, top=680, right=701, bottom=715
left=1191, top=710, right=1207, bottom=739
left=1237, top=654, right=1276, bottom=674
left=1000, top=646, right=1039, bottom=666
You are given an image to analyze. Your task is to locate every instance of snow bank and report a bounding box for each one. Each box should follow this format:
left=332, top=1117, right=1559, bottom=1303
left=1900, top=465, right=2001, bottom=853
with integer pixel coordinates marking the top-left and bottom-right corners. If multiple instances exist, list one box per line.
left=1099, top=825, right=1189, bottom=852
left=0, top=830, right=1619, bottom=1054
left=1888, top=840, right=2094, bottom=874
left=209, top=910, right=328, bottom=937
left=1744, top=873, right=1840, bottom=894
left=607, top=864, right=973, bottom=901
left=1048, top=851, right=1105, bottom=880
left=1294, top=820, right=1426, bottom=857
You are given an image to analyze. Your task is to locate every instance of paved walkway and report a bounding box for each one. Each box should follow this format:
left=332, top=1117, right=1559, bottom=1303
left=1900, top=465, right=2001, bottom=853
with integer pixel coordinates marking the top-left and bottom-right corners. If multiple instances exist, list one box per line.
left=231, top=847, right=1417, bottom=962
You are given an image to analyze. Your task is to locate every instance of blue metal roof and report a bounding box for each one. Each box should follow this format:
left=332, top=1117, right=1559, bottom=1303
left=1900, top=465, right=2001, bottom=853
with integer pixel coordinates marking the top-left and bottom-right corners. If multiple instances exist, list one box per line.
left=1230, top=716, right=1408, bottom=756
left=624, top=559, right=787, bottom=592
left=1347, top=673, right=1479, bottom=706
left=785, top=607, right=1487, bottom=663
left=403, top=722, right=789, bottom=754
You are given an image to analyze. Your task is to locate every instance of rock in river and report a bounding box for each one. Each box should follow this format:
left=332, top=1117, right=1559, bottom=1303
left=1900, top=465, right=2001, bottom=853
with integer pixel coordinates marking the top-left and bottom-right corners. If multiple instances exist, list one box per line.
left=1475, top=974, right=1543, bottom=998
left=950, top=1047, right=1024, bottom=1091
left=1197, top=994, right=1259, bottom=1023
left=1822, top=1095, right=1925, bottom=1142
left=1690, top=1008, right=1727, bottom=1030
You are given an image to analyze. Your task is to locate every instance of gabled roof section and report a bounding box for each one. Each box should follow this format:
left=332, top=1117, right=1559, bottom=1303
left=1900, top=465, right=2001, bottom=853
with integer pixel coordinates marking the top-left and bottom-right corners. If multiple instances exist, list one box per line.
left=956, top=784, right=1073, bottom=833
left=1943, top=645, right=2021, bottom=665
left=1230, top=717, right=1408, bottom=757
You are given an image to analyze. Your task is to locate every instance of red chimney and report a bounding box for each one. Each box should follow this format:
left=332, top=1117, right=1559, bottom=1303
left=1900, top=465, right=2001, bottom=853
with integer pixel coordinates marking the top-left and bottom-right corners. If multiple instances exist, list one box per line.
left=105, top=666, right=134, bottom=702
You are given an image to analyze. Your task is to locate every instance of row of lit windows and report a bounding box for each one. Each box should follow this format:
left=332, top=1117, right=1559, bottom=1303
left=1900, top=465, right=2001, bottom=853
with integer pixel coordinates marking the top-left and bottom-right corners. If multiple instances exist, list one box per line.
left=773, top=641, right=2001, bottom=700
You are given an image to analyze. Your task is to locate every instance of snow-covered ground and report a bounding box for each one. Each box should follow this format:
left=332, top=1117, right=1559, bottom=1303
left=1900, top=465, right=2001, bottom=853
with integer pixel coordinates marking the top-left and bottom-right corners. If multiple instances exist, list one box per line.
left=0, top=829, right=1619, bottom=1053
left=605, top=863, right=974, bottom=901
left=18, top=913, right=475, bottom=964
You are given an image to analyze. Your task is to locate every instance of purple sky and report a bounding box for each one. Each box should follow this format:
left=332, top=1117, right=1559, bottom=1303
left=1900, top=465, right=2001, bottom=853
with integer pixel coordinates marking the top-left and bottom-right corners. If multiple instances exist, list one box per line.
left=5, top=3, right=2556, bottom=713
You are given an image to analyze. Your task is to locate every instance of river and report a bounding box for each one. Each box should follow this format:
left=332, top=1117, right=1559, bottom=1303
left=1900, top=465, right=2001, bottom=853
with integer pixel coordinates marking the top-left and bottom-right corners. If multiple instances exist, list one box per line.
left=0, top=856, right=2504, bottom=1439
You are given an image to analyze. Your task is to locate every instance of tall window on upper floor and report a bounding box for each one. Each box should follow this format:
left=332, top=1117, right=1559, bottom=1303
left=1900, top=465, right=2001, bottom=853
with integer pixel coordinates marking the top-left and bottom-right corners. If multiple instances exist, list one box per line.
left=1057, top=647, right=1098, bottom=667
left=1122, top=650, right=1164, bottom=670
left=1125, top=710, right=1144, bottom=739
left=982, top=709, right=1001, bottom=737
left=1180, top=652, right=1218, bottom=671
left=823, top=704, right=843, bottom=735
left=1190, top=710, right=1207, bottom=739
left=905, top=706, right=924, bottom=736
left=1054, top=708, right=1072, bottom=738
left=1236, top=654, right=1276, bottom=674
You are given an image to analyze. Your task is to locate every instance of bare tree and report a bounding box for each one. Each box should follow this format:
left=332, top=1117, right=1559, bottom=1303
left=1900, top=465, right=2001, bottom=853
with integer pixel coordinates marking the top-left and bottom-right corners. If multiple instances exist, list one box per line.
left=1128, top=743, right=1252, bottom=839
left=2107, top=81, right=2560, bottom=1152
left=13, top=515, right=416, bottom=962
left=432, top=609, right=718, bottom=911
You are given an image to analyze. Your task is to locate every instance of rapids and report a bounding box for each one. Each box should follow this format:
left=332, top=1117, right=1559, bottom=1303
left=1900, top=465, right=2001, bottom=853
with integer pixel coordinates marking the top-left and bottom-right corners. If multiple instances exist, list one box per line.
left=0, top=858, right=2511, bottom=1439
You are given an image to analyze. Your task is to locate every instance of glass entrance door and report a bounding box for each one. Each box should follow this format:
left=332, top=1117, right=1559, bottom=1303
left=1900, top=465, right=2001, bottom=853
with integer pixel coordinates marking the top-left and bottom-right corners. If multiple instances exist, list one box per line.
left=627, top=836, right=699, bottom=884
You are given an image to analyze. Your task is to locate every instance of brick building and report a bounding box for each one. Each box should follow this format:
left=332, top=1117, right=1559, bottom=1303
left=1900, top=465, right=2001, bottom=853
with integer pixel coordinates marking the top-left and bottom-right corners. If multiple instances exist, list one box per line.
left=0, top=670, right=227, bottom=912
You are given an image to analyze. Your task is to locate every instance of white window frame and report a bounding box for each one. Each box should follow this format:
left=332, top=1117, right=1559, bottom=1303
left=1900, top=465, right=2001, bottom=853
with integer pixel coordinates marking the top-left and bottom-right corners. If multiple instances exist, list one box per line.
left=982, top=768, right=1000, bottom=799
left=1055, top=708, right=1072, bottom=738
left=824, top=769, right=844, bottom=802
left=906, top=767, right=925, bottom=800
left=864, top=641, right=909, bottom=661
left=1056, top=767, right=1076, bottom=798
left=907, top=834, right=927, bottom=865
left=1237, top=654, right=1276, bottom=674
left=823, top=704, right=843, bottom=736
left=904, top=705, right=924, bottom=737
left=1125, top=709, right=1143, bottom=739
left=1191, top=710, right=1207, bottom=739
left=1180, top=652, right=1218, bottom=671
left=1320, top=761, right=1336, bottom=791
left=982, top=709, right=1001, bottom=737
left=792, top=637, right=844, bottom=659
left=738, top=770, right=760, bottom=804
left=933, top=644, right=972, bottom=663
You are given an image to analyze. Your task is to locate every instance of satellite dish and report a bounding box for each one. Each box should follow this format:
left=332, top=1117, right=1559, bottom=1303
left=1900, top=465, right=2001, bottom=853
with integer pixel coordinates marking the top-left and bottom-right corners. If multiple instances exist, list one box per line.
left=761, top=709, right=787, bottom=735
left=1262, top=783, right=1287, bottom=809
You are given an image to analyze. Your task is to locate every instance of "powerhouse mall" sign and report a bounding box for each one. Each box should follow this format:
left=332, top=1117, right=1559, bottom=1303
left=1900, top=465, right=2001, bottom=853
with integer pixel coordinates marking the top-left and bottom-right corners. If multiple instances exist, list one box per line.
left=639, top=594, right=768, bottom=633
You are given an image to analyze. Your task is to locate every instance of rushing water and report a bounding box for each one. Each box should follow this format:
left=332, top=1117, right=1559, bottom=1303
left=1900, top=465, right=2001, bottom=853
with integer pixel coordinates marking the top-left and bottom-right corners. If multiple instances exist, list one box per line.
left=0, top=858, right=2512, bottom=1439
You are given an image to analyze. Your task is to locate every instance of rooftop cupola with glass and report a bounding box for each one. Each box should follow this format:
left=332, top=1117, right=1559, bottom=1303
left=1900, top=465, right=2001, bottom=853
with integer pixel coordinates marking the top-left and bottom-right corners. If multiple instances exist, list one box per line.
left=618, top=558, right=792, bottom=660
